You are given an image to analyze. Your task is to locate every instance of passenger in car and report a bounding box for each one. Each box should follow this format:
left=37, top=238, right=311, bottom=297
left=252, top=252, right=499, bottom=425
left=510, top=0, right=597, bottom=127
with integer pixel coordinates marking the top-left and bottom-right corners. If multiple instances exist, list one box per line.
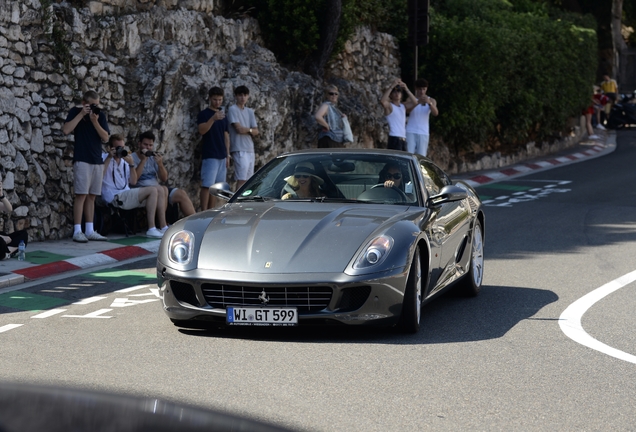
left=281, top=162, right=326, bottom=200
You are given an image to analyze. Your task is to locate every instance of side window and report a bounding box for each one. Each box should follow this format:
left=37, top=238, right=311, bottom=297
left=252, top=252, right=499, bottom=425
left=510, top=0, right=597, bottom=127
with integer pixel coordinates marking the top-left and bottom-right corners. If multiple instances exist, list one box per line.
left=419, top=160, right=449, bottom=196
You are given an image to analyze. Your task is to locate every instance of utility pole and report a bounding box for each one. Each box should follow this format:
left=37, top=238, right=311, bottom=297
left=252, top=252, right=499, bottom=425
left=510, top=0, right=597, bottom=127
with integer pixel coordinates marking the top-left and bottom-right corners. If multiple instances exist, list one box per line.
left=408, top=0, right=430, bottom=82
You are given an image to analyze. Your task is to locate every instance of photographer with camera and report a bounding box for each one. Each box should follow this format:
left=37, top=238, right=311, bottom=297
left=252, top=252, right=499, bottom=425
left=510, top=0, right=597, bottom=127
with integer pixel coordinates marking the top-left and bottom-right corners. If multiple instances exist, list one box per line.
left=63, top=90, right=110, bottom=243
left=131, top=131, right=195, bottom=219
left=101, top=135, right=168, bottom=239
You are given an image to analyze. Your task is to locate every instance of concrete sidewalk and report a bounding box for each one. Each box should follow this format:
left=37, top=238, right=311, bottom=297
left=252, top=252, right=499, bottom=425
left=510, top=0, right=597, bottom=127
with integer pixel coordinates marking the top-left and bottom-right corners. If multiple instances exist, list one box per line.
left=0, top=130, right=616, bottom=289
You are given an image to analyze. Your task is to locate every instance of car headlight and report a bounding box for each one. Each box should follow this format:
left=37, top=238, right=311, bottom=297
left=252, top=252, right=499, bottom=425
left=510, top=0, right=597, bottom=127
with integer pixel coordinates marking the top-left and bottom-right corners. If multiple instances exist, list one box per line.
left=353, top=235, right=394, bottom=269
left=169, top=230, right=195, bottom=265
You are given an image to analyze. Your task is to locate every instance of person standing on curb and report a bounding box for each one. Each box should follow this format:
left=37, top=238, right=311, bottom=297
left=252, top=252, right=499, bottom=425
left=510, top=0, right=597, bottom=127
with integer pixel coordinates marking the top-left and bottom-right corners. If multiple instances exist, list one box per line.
left=380, top=79, right=418, bottom=151
left=228, top=85, right=259, bottom=190
left=198, top=86, right=230, bottom=210
left=405, top=79, right=438, bottom=157
left=314, top=85, right=348, bottom=148
left=62, top=90, right=110, bottom=243
left=600, top=75, right=619, bottom=121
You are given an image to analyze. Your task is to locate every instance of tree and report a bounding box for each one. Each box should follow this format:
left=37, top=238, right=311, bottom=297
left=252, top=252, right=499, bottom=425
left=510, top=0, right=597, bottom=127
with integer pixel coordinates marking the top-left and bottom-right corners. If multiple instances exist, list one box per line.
left=304, top=0, right=342, bottom=77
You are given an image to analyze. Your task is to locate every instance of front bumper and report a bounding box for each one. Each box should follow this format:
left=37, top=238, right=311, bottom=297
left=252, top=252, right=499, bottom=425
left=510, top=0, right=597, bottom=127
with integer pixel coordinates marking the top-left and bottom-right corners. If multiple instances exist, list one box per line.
left=157, top=260, right=408, bottom=327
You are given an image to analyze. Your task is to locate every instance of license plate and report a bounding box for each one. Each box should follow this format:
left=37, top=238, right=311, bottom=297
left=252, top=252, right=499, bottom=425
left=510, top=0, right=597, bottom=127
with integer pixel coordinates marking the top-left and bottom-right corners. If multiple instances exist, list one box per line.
left=226, top=307, right=298, bottom=326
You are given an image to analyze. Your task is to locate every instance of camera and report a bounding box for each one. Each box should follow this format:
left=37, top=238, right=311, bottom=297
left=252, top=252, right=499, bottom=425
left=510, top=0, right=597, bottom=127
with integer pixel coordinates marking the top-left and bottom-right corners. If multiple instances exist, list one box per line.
left=115, top=146, right=128, bottom=158
left=90, top=104, right=101, bottom=115
left=143, top=150, right=155, bottom=157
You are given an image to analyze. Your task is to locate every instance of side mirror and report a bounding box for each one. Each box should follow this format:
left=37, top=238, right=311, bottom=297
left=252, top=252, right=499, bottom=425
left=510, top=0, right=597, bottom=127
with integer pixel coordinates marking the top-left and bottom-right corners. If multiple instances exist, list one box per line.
left=209, top=182, right=233, bottom=201
left=426, top=185, right=468, bottom=207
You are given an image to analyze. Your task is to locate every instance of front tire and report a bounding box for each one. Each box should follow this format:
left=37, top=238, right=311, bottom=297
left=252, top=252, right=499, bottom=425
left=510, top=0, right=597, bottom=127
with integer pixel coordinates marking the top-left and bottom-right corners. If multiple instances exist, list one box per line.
left=397, top=247, right=423, bottom=333
left=456, top=220, right=484, bottom=296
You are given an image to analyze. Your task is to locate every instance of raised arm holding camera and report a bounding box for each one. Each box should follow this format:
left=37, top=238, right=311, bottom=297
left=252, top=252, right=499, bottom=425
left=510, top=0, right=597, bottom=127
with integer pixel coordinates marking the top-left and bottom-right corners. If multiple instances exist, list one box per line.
left=63, top=90, right=110, bottom=243
left=131, top=131, right=195, bottom=219
left=101, top=135, right=168, bottom=239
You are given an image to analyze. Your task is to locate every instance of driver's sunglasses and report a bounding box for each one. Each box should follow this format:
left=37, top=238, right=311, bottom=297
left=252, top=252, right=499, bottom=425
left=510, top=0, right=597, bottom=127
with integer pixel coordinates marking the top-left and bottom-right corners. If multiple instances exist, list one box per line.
left=295, top=174, right=310, bottom=179
left=386, top=173, right=402, bottom=180
left=328, top=92, right=339, bottom=96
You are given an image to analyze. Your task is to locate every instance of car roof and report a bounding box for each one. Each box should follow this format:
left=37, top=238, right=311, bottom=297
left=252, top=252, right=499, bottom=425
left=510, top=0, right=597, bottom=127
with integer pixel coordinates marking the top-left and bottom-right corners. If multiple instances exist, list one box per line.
left=278, top=148, right=419, bottom=159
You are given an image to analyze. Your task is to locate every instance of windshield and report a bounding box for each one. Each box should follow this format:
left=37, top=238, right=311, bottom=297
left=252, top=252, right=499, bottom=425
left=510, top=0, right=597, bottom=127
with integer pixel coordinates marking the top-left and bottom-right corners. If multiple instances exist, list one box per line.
left=234, top=153, right=420, bottom=205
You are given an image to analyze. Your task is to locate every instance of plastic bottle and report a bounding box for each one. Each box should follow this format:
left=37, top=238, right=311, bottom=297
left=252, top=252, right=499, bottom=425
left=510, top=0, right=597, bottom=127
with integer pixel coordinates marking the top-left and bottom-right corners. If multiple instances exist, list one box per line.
left=17, top=240, right=25, bottom=261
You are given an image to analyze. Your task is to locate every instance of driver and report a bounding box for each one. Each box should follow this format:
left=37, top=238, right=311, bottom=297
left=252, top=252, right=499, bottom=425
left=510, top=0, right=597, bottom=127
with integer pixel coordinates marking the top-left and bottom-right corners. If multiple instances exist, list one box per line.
left=379, top=162, right=404, bottom=190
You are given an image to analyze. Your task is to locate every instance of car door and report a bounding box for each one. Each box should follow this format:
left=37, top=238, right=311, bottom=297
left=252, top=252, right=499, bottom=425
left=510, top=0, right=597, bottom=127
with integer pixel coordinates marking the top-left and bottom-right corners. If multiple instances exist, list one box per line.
left=417, top=158, right=472, bottom=294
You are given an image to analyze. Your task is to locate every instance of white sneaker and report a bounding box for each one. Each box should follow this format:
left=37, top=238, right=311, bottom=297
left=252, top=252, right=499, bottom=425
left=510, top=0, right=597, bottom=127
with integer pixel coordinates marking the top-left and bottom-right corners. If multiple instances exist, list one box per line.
left=146, top=227, right=164, bottom=238
left=73, top=232, right=88, bottom=243
left=589, top=134, right=601, bottom=139
left=596, top=124, right=606, bottom=130
left=160, top=225, right=170, bottom=233
left=86, top=231, right=107, bottom=241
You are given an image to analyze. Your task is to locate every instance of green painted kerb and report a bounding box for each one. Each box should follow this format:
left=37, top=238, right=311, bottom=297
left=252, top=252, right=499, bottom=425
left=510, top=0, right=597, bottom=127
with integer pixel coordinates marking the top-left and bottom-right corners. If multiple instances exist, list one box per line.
left=0, top=292, right=69, bottom=311
left=85, top=269, right=156, bottom=286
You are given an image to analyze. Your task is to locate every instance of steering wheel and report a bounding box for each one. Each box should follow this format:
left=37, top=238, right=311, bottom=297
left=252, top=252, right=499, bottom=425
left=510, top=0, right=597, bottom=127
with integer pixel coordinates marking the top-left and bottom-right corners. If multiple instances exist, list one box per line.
left=368, top=183, right=409, bottom=202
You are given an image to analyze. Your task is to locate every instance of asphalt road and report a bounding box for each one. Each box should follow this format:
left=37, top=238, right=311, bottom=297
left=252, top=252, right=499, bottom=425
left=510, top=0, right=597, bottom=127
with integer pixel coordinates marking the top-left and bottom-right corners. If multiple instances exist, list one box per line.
left=1, top=131, right=636, bottom=431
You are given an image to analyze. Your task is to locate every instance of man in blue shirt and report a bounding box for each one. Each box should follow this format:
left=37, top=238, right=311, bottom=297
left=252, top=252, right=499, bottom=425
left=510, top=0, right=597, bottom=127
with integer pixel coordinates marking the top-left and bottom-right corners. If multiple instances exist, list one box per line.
left=62, top=90, right=110, bottom=243
left=197, top=87, right=230, bottom=210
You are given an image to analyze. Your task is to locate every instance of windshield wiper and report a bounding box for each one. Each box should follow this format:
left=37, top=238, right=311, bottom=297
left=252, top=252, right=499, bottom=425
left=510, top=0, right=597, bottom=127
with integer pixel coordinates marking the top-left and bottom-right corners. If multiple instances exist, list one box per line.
left=236, top=195, right=271, bottom=202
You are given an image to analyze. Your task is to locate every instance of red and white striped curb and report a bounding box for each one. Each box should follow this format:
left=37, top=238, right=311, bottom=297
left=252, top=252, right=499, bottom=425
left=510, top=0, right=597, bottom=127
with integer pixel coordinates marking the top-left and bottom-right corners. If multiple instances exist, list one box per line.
left=459, top=144, right=607, bottom=187
left=10, top=241, right=160, bottom=281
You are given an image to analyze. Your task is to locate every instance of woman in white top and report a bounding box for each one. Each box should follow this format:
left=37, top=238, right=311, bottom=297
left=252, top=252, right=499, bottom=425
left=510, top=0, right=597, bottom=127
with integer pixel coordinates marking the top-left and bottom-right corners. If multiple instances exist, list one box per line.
left=381, top=79, right=418, bottom=151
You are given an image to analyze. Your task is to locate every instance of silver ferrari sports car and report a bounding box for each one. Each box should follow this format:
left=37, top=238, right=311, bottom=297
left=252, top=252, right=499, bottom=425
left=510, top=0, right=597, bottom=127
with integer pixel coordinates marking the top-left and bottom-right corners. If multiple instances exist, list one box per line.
left=157, top=149, right=485, bottom=333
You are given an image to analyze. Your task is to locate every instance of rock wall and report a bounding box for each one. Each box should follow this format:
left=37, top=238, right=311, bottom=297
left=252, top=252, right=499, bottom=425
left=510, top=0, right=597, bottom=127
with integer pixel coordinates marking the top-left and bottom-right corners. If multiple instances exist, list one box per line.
left=0, top=0, right=400, bottom=241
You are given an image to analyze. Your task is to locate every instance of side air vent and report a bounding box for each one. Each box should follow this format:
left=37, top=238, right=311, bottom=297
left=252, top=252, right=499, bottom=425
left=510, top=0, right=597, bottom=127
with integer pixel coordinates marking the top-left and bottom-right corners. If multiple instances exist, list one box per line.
left=338, top=286, right=372, bottom=312
left=170, top=281, right=200, bottom=307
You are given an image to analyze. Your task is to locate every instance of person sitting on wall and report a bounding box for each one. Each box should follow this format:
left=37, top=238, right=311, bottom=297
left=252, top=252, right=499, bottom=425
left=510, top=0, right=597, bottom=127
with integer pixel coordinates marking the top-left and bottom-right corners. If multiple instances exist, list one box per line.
left=0, top=174, right=28, bottom=260
left=101, top=134, right=168, bottom=238
left=131, top=131, right=196, bottom=221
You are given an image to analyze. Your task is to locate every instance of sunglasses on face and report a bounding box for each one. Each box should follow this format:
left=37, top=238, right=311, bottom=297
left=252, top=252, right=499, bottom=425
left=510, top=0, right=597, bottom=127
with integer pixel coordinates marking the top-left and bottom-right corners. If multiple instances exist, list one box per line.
left=385, top=172, right=402, bottom=180
left=295, top=174, right=310, bottom=179
left=328, top=92, right=339, bottom=96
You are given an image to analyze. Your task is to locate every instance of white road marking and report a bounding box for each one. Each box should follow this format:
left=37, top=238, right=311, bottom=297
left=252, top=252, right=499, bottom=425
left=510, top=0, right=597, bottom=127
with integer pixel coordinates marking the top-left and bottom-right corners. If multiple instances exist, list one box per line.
left=110, top=298, right=158, bottom=307
left=62, top=309, right=113, bottom=319
left=73, top=296, right=107, bottom=305
left=32, top=309, right=67, bottom=318
left=116, top=284, right=152, bottom=293
left=559, top=269, right=636, bottom=364
left=0, top=324, right=23, bottom=333
left=129, top=293, right=156, bottom=297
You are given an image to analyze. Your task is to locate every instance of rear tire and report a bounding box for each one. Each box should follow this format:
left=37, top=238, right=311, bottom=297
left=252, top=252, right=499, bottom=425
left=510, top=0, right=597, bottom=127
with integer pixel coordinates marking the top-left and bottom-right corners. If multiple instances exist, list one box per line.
left=456, top=220, right=484, bottom=296
left=397, top=247, right=422, bottom=333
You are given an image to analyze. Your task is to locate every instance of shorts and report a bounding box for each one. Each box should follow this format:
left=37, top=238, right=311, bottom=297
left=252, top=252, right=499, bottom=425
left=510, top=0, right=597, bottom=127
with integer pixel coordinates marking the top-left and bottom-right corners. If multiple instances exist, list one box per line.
left=201, top=158, right=227, bottom=187
left=168, top=187, right=179, bottom=205
left=406, top=132, right=430, bottom=157
left=231, top=151, right=254, bottom=181
left=73, top=161, right=103, bottom=195
left=113, top=189, right=145, bottom=210
left=387, top=136, right=407, bottom=151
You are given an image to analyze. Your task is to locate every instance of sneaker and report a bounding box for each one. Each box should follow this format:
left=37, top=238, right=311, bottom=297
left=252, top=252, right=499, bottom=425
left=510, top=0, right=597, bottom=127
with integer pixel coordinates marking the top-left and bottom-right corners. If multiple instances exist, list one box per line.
left=160, top=225, right=170, bottom=233
left=596, top=124, right=606, bottom=130
left=73, top=232, right=88, bottom=243
left=589, top=134, right=601, bottom=139
left=86, top=231, right=107, bottom=241
left=146, top=227, right=164, bottom=238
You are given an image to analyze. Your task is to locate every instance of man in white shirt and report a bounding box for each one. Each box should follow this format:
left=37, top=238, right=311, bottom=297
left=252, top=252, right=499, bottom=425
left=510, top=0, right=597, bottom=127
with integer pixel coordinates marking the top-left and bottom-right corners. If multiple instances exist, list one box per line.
left=405, top=79, right=439, bottom=156
left=227, top=85, right=259, bottom=190
left=381, top=78, right=418, bottom=151
left=101, top=134, right=167, bottom=238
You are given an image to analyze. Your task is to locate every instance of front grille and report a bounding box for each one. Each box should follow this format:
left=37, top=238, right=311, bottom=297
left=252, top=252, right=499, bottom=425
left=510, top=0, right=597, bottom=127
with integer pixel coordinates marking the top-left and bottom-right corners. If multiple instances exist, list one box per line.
left=201, top=284, right=333, bottom=312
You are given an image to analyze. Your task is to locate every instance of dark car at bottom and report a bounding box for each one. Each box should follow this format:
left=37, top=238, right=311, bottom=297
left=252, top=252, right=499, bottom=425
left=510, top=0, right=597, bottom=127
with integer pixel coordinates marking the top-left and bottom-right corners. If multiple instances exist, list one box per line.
left=156, top=149, right=485, bottom=333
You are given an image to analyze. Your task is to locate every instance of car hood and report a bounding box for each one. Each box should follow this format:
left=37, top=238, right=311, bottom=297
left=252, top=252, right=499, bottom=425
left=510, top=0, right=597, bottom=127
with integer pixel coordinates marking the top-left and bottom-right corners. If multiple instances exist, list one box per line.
left=197, top=202, right=410, bottom=273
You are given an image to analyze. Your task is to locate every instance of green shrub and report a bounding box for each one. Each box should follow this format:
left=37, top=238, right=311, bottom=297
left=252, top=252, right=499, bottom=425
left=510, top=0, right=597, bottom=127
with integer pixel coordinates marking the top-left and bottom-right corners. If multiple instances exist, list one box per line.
left=423, top=0, right=597, bottom=153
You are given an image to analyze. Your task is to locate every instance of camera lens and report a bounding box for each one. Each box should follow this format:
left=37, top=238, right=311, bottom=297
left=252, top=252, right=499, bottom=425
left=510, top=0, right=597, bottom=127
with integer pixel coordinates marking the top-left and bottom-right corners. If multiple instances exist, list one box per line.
left=90, top=104, right=101, bottom=115
left=144, top=150, right=154, bottom=157
left=116, top=147, right=128, bottom=158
